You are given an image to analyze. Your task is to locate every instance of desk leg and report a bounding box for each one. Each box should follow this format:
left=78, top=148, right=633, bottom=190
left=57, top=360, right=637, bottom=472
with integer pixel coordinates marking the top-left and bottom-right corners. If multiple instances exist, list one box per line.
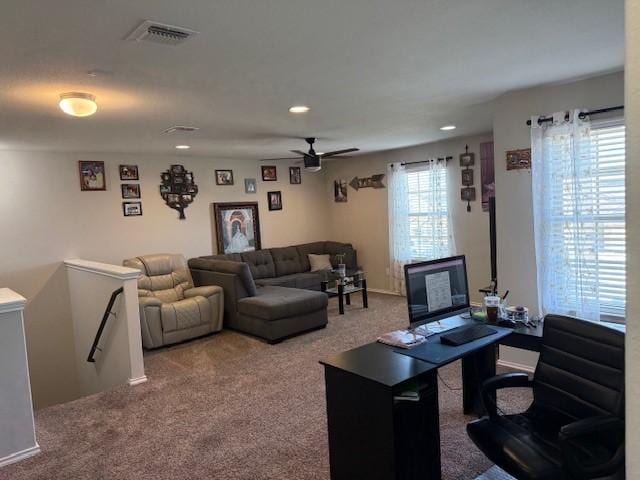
left=462, top=343, right=497, bottom=416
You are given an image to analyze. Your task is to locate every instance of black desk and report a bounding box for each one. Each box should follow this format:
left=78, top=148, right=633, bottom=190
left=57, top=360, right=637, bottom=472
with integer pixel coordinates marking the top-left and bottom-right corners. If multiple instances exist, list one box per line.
left=320, top=317, right=543, bottom=480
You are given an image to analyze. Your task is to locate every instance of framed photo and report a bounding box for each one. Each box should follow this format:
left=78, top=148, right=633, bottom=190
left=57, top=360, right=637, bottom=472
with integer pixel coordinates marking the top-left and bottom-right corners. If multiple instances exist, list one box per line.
left=268, top=191, right=282, bottom=211
left=119, top=165, right=139, bottom=181
left=261, top=165, right=277, bottom=181
left=215, top=169, right=234, bottom=185
left=334, top=179, right=348, bottom=202
left=78, top=161, right=106, bottom=191
left=506, top=148, right=532, bottom=170
left=289, top=166, right=302, bottom=184
left=122, top=201, right=142, bottom=216
left=121, top=183, right=141, bottom=199
left=244, top=178, right=257, bottom=194
left=461, top=168, right=474, bottom=186
left=212, top=202, right=262, bottom=254
left=461, top=187, right=476, bottom=202
left=459, top=152, right=475, bottom=167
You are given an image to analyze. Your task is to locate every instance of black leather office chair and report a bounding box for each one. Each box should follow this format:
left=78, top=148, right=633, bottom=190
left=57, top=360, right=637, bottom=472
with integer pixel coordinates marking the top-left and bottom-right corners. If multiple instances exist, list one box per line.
left=467, top=314, right=625, bottom=480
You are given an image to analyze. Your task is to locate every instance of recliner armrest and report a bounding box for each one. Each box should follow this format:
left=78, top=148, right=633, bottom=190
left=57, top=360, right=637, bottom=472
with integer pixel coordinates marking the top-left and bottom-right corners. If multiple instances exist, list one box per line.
left=481, top=373, right=532, bottom=418
left=139, top=296, right=162, bottom=307
left=184, top=286, right=221, bottom=299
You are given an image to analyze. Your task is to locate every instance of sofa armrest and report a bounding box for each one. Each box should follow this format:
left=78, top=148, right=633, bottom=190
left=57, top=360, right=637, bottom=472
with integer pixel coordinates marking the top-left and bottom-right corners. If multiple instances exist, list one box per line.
left=139, top=296, right=162, bottom=307
left=138, top=296, right=163, bottom=348
left=184, top=286, right=222, bottom=299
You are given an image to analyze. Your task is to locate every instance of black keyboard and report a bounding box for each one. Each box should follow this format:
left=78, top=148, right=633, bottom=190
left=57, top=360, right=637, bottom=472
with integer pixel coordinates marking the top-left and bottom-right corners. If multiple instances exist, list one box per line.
left=440, top=324, right=497, bottom=346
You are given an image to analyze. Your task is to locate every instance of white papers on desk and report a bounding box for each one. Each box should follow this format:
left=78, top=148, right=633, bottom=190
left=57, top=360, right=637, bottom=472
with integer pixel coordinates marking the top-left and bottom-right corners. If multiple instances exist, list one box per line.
left=425, top=271, right=452, bottom=312
left=377, top=330, right=427, bottom=349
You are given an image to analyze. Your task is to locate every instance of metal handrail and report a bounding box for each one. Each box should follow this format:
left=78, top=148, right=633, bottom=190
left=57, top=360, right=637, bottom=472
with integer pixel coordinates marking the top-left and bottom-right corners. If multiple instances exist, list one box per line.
left=87, top=287, right=124, bottom=363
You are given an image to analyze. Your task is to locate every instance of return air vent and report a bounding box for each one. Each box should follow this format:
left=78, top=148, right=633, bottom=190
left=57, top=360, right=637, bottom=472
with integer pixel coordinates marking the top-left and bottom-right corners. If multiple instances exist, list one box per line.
left=162, top=125, right=200, bottom=134
left=126, top=20, right=199, bottom=46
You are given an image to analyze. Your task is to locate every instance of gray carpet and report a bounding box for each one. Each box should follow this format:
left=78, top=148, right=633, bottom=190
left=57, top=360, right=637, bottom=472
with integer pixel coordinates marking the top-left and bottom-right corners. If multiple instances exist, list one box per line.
left=1, top=293, right=532, bottom=480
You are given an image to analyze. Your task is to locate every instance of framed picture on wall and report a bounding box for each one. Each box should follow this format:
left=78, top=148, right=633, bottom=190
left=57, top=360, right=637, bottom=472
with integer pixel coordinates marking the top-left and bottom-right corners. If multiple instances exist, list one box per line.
left=459, top=152, right=475, bottom=167
left=261, top=165, right=277, bottom=181
left=215, top=169, right=234, bottom=185
left=244, top=178, right=257, bottom=193
left=212, top=202, right=262, bottom=254
left=119, top=164, right=139, bottom=180
left=123, top=201, right=143, bottom=216
left=268, top=191, right=283, bottom=211
left=121, top=184, right=141, bottom=199
left=79, top=161, right=106, bottom=191
left=289, top=166, right=302, bottom=184
left=461, top=169, right=474, bottom=186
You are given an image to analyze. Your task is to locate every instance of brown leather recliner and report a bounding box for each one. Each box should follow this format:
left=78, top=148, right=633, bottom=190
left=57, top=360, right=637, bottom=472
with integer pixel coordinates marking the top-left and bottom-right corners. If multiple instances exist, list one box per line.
left=124, top=254, right=223, bottom=349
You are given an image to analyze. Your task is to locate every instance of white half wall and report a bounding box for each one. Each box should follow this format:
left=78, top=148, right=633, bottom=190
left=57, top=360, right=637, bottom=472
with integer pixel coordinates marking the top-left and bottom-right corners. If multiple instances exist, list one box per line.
left=625, top=0, right=639, bottom=476
left=0, top=289, right=39, bottom=468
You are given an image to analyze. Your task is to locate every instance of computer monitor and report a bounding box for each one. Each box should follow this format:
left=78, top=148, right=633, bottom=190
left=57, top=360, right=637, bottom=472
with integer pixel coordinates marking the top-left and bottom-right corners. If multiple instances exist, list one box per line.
left=404, top=255, right=470, bottom=331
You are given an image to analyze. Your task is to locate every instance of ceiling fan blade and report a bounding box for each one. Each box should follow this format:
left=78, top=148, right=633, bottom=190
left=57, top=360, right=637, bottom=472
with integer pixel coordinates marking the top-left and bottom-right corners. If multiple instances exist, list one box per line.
left=260, top=157, right=302, bottom=161
left=290, top=150, right=308, bottom=156
left=321, top=148, right=360, bottom=158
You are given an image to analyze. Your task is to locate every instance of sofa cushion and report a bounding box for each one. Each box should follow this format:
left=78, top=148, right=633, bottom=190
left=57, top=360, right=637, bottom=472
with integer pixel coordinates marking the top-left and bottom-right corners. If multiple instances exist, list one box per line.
left=160, top=296, right=210, bottom=333
left=296, top=242, right=327, bottom=271
left=238, top=286, right=328, bottom=321
left=241, top=250, right=276, bottom=279
left=254, top=274, right=299, bottom=288
left=325, top=241, right=357, bottom=269
left=271, top=246, right=304, bottom=276
left=188, top=258, right=257, bottom=297
left=294, top=272, right=324, bottom=290
left=308, top=254, right=333, bottom=272
left=201, top=253, right=243, bottom=262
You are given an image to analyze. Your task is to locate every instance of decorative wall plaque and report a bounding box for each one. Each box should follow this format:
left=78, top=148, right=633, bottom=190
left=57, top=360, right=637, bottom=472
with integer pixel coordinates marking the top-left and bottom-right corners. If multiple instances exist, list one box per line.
left=349, top=174, right=386, bottom=190
left=160, top=164, right=198, bottom=219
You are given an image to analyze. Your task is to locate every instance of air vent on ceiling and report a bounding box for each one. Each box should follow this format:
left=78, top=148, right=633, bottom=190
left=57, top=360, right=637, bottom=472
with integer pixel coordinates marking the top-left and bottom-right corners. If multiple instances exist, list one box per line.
left=127, top=20, right=199, bottom=46
left=162, top=125, right=200, bottom=134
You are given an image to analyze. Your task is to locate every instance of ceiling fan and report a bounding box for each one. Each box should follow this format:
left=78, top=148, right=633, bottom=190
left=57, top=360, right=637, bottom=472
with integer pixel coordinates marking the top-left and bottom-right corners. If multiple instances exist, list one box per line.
left=260, top=138, right=359, bottom=172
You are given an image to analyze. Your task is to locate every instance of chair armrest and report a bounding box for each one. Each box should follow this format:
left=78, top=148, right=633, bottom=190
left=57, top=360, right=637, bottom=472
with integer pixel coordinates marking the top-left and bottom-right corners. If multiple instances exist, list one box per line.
left=481, top=373, right=533, bottom=418
left=560, top=415, right=623, bottom=440
left=139, top=296, right=162, bottom=307
left=184, top=286, right=221, bottom=299
left=560, top=415, right=624, bottom=478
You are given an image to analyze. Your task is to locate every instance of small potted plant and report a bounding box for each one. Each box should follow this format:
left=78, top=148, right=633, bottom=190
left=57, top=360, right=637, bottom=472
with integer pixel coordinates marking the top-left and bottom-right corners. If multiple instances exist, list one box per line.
left=335, top=253, right=347, bottom=277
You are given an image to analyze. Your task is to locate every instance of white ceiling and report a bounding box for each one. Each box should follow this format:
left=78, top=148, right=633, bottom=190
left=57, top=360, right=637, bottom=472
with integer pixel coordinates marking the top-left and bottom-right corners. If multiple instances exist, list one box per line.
left=0, top=0, right=624, bottom=159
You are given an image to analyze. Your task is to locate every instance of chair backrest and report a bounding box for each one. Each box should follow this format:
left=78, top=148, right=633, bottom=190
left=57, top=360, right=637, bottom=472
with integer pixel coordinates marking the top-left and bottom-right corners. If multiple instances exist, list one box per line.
left=533, top=314, right=625, bottom=422
left=123, top=254, right=193, bottom=303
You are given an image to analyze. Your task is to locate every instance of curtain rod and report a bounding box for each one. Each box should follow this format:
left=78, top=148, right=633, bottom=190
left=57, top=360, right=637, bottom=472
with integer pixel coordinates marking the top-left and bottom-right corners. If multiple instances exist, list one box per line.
left=526, top=105, right=624, bottom=126
left=399, top=156, right=452, bottom=166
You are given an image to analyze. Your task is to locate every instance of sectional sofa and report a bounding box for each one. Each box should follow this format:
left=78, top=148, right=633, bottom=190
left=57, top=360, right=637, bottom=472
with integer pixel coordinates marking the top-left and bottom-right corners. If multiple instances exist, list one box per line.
left=188, top=241, right=357, bottom=343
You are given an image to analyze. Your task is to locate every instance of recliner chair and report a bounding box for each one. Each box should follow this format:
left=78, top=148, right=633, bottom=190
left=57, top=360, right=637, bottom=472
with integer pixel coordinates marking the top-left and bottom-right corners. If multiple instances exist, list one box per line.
left=124, top=254, right=224, bottom=349
left=467, top=314, right=625, bottom=480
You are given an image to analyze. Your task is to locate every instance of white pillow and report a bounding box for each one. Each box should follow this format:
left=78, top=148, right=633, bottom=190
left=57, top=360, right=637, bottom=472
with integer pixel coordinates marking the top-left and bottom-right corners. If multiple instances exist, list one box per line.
left=308, top=254, right=333, bottom=272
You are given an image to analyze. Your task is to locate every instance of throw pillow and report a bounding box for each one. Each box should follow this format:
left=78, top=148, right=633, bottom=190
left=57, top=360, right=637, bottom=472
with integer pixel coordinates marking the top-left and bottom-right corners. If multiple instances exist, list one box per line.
left=308, top=254, right=333, bottom=272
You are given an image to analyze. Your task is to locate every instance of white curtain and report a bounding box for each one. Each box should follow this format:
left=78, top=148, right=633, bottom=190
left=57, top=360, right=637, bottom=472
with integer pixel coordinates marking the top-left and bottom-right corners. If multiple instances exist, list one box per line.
left=387, top=162, right=411, bottom=294
left=531, top=109, right=601, bottom=320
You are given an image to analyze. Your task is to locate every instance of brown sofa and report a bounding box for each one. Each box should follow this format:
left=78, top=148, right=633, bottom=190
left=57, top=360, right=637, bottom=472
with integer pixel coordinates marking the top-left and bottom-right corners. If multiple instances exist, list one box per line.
left=188, top=241, right=357, bottom=343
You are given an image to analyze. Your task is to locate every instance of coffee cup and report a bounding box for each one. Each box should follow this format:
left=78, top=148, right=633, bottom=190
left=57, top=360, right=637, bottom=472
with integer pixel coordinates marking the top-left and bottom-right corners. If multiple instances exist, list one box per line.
left=484, top=296, right=501, bottom=323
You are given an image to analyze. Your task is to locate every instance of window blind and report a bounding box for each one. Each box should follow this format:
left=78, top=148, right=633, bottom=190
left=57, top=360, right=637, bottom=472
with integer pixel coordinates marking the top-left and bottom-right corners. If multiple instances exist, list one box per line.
left=406, top=165, right=452, bottom=260
left=543, top=121, right=626, bottom=319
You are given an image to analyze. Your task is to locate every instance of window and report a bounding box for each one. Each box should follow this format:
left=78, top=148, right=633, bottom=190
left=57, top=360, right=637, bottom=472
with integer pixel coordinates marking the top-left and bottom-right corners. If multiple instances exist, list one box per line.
left=406, top=163, right=453, bottom=260
left=533, top=118, right=626, bottom=321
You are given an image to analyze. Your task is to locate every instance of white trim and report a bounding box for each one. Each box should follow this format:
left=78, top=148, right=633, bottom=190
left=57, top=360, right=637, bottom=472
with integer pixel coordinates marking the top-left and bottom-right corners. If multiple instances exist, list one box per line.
left=128, top=375, right=148, bottom=386
left=368, top=288, right=402, bottom=296
left=0, top=444, right=40, bottom=468
left=0, top=288, right=26, bottom=314
left=64, top=259, right=141, bottom=280
left=497, top=359, right=536, bottom=374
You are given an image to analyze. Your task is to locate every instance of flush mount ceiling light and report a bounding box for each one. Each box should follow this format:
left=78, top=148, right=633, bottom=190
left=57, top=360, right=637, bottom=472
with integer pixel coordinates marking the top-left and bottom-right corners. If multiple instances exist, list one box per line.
left=59, top=92, right=98, bottom=117
left=175, top=145, right=191, bottom=150
left=289, top=105, right=310, bottom=114
left=440, top=125, right=456, bottom=131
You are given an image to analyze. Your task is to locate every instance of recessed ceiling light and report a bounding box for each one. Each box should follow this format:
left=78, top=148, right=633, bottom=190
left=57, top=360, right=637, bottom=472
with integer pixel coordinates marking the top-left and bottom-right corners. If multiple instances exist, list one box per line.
left=440, top=125, right=456, bottom=131
left=289, top=105, right=310, bottom=114
left=175, top=145, right=191, bottom=150
left=59, top=92, right=97, bottom=117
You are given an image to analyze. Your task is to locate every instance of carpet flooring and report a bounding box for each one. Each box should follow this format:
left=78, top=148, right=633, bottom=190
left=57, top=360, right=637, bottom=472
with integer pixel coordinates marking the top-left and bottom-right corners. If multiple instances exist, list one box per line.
left=1, top=293, right=532, bottom=480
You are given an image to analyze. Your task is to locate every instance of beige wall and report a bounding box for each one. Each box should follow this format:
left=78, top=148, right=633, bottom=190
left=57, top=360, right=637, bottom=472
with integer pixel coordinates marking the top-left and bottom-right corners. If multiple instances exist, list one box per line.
left=324, top=133, right=493, bottom=305
left=492, top=71, right=624, bottom=368
left=626, top=0, right=639, bottom=476
left=0, top=150, right=329, bottom=408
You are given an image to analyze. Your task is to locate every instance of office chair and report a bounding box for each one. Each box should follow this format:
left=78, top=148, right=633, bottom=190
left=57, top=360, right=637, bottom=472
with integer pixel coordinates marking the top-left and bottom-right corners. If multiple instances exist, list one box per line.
left=467, top=314, right=625, bottom=480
